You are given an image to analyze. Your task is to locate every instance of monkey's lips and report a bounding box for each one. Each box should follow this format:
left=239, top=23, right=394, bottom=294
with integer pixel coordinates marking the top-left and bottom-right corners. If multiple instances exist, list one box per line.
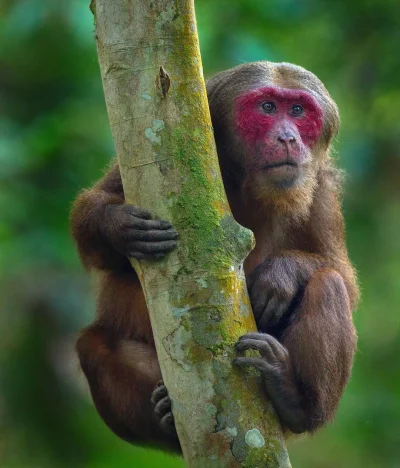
left=262, top=161, right=299, bottom=171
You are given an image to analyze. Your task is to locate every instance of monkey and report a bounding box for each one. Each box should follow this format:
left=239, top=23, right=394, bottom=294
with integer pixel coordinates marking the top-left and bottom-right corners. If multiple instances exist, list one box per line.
left=71, top=61, right=358, bottom=451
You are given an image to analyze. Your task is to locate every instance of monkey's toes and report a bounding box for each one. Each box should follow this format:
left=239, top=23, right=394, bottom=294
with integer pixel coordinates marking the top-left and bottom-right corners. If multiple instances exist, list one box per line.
left=159, top=412, right=177, bottom=437
left=154, top=396, right=172, bottom=418
left=151, top=382, right=168, bottom=405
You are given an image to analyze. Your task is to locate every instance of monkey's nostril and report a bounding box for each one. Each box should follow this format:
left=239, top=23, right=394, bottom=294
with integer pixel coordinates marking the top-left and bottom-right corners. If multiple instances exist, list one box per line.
left=278, top=134, right=296, bottom=144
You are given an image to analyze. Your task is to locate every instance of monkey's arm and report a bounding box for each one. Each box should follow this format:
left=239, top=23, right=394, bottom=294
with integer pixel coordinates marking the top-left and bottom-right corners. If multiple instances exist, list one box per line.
left=236, top=267, right=357, bottom=434
left=71, top=162, right=128, bottom=270
left=70, top=161, right=178, bottom=271
left=77, top=324, right=180, bottom=451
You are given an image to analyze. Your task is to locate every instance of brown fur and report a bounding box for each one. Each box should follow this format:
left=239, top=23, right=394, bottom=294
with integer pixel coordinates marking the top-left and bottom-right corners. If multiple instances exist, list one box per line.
left=71, top=61, right=358, bottom=448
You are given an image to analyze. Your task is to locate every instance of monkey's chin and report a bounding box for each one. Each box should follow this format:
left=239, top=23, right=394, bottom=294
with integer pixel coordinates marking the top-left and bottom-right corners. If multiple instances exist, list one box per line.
left=244, top=167, right=316, bottom=222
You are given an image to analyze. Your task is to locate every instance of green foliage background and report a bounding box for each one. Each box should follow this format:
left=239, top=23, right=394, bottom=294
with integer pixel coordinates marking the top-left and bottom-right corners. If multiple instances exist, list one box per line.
left=0, top=1, right=399, bottom=467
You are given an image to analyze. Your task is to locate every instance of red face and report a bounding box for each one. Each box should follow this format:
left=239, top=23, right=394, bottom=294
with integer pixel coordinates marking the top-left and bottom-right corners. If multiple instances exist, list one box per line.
left=235, top=86, right=323, bottom=186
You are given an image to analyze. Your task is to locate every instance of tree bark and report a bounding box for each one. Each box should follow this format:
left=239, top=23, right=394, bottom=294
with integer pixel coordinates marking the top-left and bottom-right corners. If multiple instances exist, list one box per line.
left=92, top=1, right=291, bottom=466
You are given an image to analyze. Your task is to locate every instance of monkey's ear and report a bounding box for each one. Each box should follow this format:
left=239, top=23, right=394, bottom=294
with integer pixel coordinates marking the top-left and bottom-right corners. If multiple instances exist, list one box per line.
left=322, top=96, right=340, bottom=145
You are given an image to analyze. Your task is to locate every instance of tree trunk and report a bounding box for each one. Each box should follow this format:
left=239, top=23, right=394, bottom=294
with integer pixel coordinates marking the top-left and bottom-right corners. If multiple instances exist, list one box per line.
left=92, top=0, right=291, bottom=466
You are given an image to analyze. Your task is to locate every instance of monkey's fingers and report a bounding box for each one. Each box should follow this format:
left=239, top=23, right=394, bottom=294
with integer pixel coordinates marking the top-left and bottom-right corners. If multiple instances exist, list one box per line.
left=129, top=252, right=165, bottom=260
left=263, top=295, right=292, bottom=324
left=235, top=338, right=276, bottom=360
left=124, top=228, right=178, bottom=242
left=129, top=240, right=177, bottom=256
left=248, top=287, right=271, bottom=318
left=121, top=206, right=176, bottom=232
left=238, top=333, right=289, bottom=360
left=233, top=357, right=277, bottom=376
left=127, top=218, right=173, bottom=231
left=238, top=332, right=271, bottom=341
left=123, top=205, right=152, bottom=220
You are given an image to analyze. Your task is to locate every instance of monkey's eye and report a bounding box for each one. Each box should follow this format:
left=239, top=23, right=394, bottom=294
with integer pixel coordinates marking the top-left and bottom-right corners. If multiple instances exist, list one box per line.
left=261, top=101, right=276, bottom=114
left=291, top=104, right=304, bottom=116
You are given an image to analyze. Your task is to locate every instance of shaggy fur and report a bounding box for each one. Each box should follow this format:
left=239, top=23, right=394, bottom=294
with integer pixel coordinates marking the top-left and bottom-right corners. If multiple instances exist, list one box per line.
left=71, top=61, right=358, bottom=449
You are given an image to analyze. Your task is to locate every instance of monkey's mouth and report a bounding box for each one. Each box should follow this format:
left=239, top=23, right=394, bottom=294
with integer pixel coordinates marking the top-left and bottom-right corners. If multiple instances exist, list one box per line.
left=262, top=161, right=298, bottom=170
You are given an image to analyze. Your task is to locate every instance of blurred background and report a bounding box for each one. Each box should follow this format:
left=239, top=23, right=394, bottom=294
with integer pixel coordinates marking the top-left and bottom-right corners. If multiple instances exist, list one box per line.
left=0, top=0, right=399, bottom=467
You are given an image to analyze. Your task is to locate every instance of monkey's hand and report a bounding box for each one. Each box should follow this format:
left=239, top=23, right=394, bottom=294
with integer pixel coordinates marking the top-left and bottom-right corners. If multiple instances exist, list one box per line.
left=233, top=333, right=307, bottom=434
left=100, top=204, right=178, bottom=260
left=247, top=253, right=321, bottom=330
left=151, top=380, right=178, bottom=438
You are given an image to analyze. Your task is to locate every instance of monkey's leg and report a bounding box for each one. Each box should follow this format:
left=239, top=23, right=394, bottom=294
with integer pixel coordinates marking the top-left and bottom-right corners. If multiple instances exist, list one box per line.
left=76, top=326, right=180, bottom=451
left=235, top=269, right=357, bottom=433
left=281, top=269, right=357, bottom=431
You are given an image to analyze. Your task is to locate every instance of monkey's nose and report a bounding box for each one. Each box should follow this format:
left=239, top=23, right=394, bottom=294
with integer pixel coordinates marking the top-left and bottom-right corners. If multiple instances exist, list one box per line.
left=278, top=132, right=296, bottom=145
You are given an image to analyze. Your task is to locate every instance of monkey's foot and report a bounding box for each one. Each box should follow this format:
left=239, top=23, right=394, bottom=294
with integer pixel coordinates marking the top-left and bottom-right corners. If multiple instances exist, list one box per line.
left=151, top=380, right=177, bottom=438
left=233, top=333, right=307, bottom=434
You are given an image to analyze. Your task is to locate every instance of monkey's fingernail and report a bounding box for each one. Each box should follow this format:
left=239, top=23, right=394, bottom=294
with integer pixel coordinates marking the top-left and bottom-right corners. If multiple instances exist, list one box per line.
left=137, top=209, right=151, bottom=219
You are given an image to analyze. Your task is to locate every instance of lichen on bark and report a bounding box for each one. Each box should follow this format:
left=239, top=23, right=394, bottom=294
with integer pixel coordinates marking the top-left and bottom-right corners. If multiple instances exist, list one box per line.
left=92, top=0, right=291, bottom=466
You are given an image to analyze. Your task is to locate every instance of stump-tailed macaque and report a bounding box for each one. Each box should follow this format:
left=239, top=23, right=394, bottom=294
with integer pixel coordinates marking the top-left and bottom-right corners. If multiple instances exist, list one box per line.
left=71, top=61, right=358, bottom=450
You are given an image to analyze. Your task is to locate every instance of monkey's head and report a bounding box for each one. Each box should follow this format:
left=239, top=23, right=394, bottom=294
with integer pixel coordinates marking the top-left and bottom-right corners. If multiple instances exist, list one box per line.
left=207, top=62, right=340, bottom=217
